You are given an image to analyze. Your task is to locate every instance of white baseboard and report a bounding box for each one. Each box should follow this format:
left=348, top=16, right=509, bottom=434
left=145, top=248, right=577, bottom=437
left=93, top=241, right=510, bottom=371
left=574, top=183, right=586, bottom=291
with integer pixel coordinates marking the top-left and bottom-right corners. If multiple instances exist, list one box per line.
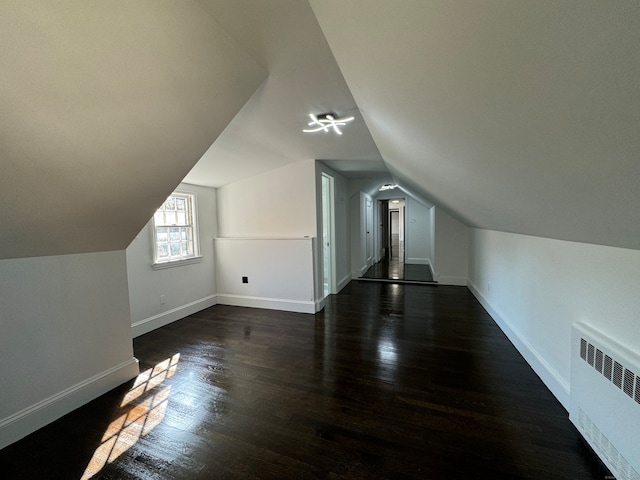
left=216, top=294, right=315, bottom=314
left=437, top=275, right=468, bottom=286
left=467, top=280, right=570, bottom=410
left=132, top=294, right=217, bottom=338
left=315, top=297, right=327, bottom=312
left=337, top=274, right=351, bottom=293
left=406, top=257, right=429, bottom=265
left=0, top=357, right=139, bottom=450
left=352, top=266, right=368, bottom=279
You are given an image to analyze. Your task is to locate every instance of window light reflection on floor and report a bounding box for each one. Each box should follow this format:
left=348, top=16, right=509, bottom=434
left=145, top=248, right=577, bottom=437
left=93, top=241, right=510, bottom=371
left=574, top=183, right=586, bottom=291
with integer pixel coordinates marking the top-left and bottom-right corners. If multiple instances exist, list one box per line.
left=80, top=353, right=180, bottom=480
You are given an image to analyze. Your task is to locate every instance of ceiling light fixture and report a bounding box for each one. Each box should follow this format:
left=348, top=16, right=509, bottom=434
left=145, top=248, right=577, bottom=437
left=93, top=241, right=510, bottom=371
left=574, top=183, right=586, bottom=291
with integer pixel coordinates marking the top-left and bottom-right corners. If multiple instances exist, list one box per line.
left=379, top=184, right=398, bottom=191
left=303, top=113, right=354, bottom=135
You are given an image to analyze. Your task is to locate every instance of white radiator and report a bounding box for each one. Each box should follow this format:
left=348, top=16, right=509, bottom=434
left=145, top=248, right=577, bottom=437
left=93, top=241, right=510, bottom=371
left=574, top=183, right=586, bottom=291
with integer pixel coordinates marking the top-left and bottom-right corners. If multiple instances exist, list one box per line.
left=570, top=323, right=640, bottom=480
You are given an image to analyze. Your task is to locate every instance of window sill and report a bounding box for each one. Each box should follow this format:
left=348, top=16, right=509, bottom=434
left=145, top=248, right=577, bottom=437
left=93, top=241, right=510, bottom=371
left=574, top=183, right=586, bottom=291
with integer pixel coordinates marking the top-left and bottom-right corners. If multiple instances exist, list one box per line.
left=152, top=256, right=203, bottom=270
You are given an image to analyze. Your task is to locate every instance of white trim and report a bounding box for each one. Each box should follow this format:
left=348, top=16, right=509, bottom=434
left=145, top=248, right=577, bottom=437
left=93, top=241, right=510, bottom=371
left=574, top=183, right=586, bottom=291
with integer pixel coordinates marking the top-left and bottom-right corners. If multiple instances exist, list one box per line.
left=215, top=236, right=312, bottom=241
left=467, top=280, right=570, bottom=410
left=152, top=255, right=203, bottom=270
left=216, top=294, right=315, bottom=314
left=316, top=297, right=327, bottom=312
left=354, top=264, right=369, bottom=278
left=132, top=294, right=217, bottom=337
left=337, top=273, right=351, bottom=293
left=437, top=275, right=468, bottom=286
left=0, top=358, right=139, bottom=450
left=406, top=257, right=429, bottom=265
left=321, top=172, right=337, bottom=296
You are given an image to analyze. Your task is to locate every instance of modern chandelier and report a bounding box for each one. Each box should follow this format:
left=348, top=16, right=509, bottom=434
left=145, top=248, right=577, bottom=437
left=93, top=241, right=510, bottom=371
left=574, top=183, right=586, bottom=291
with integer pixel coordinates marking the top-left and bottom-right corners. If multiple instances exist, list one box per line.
left=302, top=113, right=355, bottom=135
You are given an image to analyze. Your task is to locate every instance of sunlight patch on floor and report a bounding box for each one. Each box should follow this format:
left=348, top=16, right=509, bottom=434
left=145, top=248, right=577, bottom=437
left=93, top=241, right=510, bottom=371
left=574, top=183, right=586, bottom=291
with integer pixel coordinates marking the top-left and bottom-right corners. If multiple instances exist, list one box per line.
left=80, top=353, right=180, bottom=480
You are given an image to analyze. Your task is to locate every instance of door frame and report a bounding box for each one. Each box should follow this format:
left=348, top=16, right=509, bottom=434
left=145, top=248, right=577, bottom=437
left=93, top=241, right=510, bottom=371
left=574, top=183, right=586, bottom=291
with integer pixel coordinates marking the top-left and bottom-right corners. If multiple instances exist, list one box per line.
left=321, top=173, right=336, bottom=296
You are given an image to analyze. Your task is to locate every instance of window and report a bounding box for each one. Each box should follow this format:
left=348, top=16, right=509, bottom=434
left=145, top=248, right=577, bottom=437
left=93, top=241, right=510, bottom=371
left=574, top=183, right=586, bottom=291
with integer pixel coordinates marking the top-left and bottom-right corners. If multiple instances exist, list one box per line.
left=152, top=191, right=201, bottom=268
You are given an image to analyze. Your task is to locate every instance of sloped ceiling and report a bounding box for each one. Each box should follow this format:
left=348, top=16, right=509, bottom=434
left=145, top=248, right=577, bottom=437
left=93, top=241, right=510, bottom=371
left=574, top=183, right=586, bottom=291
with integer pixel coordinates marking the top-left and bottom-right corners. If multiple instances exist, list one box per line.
left=4, top=1, right=639, bottom=259
left=183, top=0, right=384, bottom=188
left=310, top=1, right=640, bottom=250
left=0, top=1, right=265, bottom=259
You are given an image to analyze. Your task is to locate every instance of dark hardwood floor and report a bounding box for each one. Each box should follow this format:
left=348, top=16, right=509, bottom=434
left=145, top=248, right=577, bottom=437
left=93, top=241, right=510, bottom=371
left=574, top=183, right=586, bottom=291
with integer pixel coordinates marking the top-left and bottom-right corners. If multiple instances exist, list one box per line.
left=361, top=237, right=435, bottom=284
left=0, top=282, right=609, bottom=479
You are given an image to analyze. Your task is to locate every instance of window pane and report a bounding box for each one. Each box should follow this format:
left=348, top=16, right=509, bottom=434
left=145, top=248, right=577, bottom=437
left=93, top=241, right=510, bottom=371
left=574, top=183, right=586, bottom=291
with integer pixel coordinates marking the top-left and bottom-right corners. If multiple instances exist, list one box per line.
left=153, top=191, right=198, bottom=263
left=170, top=242, right=181, bottom=256
left=157, top=229, right=169, bottom=243
left=165, top=212, right=177, bottom=225
left=157, top=244, right=169, bottom=258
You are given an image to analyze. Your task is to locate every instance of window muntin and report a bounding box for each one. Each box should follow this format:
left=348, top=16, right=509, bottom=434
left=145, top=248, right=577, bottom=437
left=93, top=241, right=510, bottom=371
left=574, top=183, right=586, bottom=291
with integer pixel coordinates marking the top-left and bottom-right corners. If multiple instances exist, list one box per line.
left=152, top=191, right=199, bottom=265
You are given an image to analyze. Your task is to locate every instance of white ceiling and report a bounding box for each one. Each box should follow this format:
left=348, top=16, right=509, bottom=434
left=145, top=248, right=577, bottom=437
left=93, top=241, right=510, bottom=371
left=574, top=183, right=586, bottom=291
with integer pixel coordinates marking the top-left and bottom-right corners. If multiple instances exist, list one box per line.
left=2, top=1, right=640, bottom=259
left=186, top=0, right=640, bottom=250
left=310, top=0, right=640, bottom=250
left=183, top=0, right=385, bottom=188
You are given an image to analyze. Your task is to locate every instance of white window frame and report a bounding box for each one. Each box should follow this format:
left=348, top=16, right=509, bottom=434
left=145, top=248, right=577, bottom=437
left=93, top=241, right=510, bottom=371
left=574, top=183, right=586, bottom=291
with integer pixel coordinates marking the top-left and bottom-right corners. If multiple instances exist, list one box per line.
left=151, top=190, right=202, bottom=270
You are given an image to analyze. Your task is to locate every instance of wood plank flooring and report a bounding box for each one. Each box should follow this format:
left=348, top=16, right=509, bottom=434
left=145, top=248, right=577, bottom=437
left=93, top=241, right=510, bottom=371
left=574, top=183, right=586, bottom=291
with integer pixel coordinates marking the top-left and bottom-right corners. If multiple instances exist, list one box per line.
left=361, top=237, right=434, bottom=283
left=360, top=263, right=435, bottom=283
left=0, top=282, right=610, bottom=479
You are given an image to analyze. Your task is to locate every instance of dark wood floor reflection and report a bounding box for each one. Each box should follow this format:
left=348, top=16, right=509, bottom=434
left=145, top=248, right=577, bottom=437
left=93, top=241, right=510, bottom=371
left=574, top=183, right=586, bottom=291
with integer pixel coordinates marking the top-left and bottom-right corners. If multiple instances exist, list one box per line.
left=0, top=282, right=609, bottom=479
left=361, top=237, right=435, bottom=283
left=361, top=262, right=435, bottom=283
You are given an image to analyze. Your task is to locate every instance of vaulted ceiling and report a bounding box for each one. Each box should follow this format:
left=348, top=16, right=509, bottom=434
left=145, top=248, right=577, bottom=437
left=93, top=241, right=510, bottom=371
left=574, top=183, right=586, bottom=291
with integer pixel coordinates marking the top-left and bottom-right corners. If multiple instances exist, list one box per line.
left=0, top=1, right=265, bottom=259
left=310, top=1, right=640, bottom=250
left=2, top=1, right=639, bottom=260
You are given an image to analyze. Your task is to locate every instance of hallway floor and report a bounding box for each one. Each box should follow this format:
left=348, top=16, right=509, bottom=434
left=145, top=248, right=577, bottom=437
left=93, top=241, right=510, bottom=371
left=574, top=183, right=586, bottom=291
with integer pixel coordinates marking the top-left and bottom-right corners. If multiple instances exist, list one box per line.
left=361, top=237, right=435, bottom=284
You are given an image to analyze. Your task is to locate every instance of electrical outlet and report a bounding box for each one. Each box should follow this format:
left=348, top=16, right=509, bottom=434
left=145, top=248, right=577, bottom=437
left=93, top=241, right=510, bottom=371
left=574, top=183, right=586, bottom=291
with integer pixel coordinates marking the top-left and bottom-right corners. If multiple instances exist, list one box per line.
left=242, top=276, right=248, bottom=284
left=160, top=294, right=166, bottom=304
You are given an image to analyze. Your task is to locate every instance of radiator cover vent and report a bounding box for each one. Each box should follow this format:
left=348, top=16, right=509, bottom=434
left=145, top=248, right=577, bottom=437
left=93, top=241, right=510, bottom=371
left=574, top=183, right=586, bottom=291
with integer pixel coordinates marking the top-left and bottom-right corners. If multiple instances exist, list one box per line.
left=571, top=323, right=640, bottom=480
left=579, top=337, right=640, bottom=404
left=576, top=408, right=640, bottom=480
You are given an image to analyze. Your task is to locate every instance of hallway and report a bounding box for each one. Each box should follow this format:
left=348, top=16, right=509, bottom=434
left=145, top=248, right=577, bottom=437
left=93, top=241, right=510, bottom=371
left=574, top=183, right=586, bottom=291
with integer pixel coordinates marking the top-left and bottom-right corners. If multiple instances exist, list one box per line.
left=361, top=235, right=435, bottom=284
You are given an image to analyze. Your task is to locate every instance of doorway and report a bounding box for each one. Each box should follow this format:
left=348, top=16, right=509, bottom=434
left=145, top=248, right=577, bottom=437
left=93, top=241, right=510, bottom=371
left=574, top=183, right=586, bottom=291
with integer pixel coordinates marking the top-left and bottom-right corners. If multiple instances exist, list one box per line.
left=360, top=198, right=434, bottom=284
left=389, top=210, right=400, bottom=258
left=365, top=197, right=373, bottom=267
left=321, top=173, right=335, bottom=297
left=387, top=199, right=405, bottom=262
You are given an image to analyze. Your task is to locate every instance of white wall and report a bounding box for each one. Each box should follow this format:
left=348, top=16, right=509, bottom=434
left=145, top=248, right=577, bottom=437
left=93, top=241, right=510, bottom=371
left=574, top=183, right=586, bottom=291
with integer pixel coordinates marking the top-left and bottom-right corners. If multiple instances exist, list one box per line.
left=468, top=228, right=640, bottom=409
left=432, top=207, right=469, bottom=285
left=0, top=251, right=139, bottom=449
left=217, top=159, right=317, bottom=238
left=315, top=163, right=351, bottom=297
left=404, top=196, right=431, bottom=265
left=215, top=238, right=315, bottom=313
left=216, top=160, right=318, bottom=312
left=126, top=183, right=217, bottom=337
